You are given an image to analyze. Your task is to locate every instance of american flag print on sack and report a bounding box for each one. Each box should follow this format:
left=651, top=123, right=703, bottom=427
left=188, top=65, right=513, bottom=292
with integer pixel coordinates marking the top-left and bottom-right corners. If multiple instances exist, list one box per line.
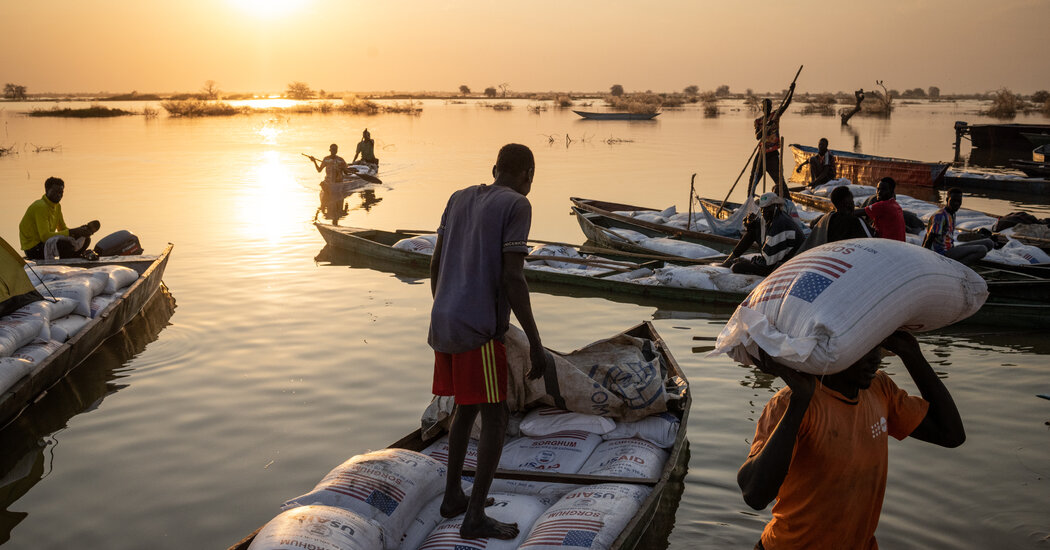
left=520, top=518, right=604, bottom=548
left=325, top=471, right=406, bottom=516
left=418, top=532, right=489, bottom=550
left=745, top=256, right=853, bottom=307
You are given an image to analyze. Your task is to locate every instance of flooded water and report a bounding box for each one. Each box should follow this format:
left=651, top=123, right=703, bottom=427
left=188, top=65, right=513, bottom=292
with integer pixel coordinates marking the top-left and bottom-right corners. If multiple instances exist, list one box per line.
left=1, top=99, right=1048, bottom=549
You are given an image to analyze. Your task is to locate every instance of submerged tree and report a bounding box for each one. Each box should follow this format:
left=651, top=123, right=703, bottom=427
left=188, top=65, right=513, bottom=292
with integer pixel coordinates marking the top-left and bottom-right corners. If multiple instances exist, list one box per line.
left=684, top=85, right=699, bottom=95
left=459, top=85, right=471, bottom=95
left=610, top=84, right=624, bottom=97
left=286, top=81, right=314, bottom=100
left=483, top=86, right=497, bottom=98
left=201, top=80, right=220, bottom=100
left=715, top=84, right=730, bottom=97
left=498, top=82, right=510, bottom=97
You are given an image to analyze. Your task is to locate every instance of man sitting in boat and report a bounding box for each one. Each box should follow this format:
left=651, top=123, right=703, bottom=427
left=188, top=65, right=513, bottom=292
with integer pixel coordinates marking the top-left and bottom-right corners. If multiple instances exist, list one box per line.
left=922, top=188, right=994, bottom=265
left=310, top=143, right=347, bottom=185
left=721, top=192, right=804, bottom=276
left=794, top=137, right=836, bottom=188
left=351, top=129, right=379, bottom=167
left=797, top=186, right=871, bottom=253
left=749, top=84, right=795, bottom=196
left=856, top=177, right=906, bottom=241
left=738, top=332, right=965, bottom=549
left=19, top=177, right=101, bottom=260
left=428, top=143, right=554, bottom=540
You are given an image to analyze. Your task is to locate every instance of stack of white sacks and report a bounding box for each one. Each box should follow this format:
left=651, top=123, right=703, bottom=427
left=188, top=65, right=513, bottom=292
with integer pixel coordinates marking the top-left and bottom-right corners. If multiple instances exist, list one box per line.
left=802, top=181, right=1050, bottom=266
left=0, top=265, right=139, bottom=394
left=247, top=406, right=679, bottom=550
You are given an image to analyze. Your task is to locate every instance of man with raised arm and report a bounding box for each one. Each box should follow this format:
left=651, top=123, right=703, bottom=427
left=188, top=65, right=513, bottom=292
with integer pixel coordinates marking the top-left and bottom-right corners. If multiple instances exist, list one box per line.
left=737, top=332, right=965, bottom=549
left=749, top=83, right=796, bottom=196
left=428, top=143, right=554, bottom=540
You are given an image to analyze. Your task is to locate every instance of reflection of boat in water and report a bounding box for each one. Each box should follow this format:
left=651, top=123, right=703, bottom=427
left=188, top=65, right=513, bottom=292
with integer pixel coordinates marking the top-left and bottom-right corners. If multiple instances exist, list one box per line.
left=228, top=321, right=690, bottom=550
left=0, top=246, right=173, bottom=427
left=0, top=286, right=175, bottom=544
left=573, top=110, right=660, bottom=121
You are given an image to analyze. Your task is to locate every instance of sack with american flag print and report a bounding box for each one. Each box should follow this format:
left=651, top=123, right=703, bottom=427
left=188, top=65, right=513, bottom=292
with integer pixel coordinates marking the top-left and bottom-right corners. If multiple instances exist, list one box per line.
left=712, top=238, right=987, bottom=375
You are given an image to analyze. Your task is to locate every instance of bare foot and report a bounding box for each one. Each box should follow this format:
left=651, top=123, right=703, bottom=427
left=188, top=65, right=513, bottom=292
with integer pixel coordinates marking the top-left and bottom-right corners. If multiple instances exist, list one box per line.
left=439, top=494, right=495, bottom=518
left=460, top=515, right=519, bottom=540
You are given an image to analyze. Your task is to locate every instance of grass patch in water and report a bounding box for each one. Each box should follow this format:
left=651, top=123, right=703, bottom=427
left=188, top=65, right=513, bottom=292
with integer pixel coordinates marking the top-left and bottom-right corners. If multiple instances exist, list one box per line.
left=28, top=105, right=135, bottom=118
left=161, top=99, right=247, bottom=117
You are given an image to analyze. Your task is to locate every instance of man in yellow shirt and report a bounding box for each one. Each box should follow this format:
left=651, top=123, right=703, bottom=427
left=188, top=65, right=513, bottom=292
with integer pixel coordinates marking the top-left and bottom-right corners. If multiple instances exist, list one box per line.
left=19, top=177, right=100, bottom=260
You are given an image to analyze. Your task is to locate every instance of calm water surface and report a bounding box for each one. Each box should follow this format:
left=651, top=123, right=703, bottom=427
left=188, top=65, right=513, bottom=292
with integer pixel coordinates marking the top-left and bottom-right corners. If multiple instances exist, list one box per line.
left=1, top=99, right=1048, bottom=549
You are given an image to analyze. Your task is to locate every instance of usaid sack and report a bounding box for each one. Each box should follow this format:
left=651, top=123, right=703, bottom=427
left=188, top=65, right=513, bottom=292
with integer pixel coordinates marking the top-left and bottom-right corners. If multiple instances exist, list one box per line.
left=417, top=493, right=551, bottom=550
left=712, top=238, right=987, bottom=374
left=247, top=505, right=384, bottom=550
left=283, top=449, right=446, bottom=550
left=499, top=431, right=603, bottom=474
left=519, top=407, right=616, bottom=437
left=520, top=483, right=651, bottom=550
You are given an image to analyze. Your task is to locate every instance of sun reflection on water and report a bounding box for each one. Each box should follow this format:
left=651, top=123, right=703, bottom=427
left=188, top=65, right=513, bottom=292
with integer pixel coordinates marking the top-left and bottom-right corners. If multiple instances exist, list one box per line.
left=233, top=151, right=309, bottom=245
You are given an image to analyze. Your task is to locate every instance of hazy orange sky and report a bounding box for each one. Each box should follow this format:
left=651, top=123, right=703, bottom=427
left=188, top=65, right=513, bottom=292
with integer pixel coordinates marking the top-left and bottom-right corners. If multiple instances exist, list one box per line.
left=3, top=0, right=1047, bottom=95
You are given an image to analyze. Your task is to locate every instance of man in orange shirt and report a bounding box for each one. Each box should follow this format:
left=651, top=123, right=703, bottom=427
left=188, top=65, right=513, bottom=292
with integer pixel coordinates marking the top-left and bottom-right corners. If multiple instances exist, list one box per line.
left=737, top=332, right=965, bottom=549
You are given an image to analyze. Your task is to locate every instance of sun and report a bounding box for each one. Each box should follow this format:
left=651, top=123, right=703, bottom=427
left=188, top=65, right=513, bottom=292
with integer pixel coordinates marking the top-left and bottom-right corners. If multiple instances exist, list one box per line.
left=229, top=0, right=308, bottom=18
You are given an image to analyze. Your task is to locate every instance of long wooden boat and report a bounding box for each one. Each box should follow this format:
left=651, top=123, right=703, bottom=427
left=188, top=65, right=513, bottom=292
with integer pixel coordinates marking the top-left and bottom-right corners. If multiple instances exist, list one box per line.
left=943, top=169, right=1050, bottom=195
left=789, top=144, right=950, bottom=188
left=228, top=321, right=691, bottom=550
left=573, top=110, right=660, bottom=121
left=314, top=224, right=748, bottom=308
left=1024, top=133, right=1050, bottom=148
left=959, top=122, right=1050, bottom=151
left=569, top=197, right=742, bottom=252
left=1008, top=159, right=1050, bottom=179
left=571, top=207, right=728, bottom=263
left=0, top=244, right=174, bottom=428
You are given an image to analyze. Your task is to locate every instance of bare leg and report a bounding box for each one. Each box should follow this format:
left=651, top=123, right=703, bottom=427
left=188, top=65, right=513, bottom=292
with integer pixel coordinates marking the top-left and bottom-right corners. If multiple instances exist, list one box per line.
left=459, top=402, right=518, bottom=540
left=440, top=404, right=477, bottom=518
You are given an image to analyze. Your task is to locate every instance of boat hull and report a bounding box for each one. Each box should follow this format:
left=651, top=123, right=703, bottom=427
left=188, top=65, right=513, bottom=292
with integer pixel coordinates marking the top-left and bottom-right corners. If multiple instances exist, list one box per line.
left=789, top=144, right=949, bottom=188
left=573, top=110, right=660, bottom=121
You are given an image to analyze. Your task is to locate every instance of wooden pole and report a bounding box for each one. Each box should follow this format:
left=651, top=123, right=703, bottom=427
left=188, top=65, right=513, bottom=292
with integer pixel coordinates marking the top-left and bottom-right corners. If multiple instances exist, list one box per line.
left=687, top=173, right=697, bottom=232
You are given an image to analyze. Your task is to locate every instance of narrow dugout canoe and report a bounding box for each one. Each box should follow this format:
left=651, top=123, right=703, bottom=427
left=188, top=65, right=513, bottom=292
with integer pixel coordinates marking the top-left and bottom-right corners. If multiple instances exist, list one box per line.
left=572, top=111, right=660, bottom=121
left=227, top=321, right=691, bottom=550
left=314, top=223, right=748, bottom=308
left=789, top=143, right=950, bottom=188
left=0, top=244, right=174, bottom=428
left=568, top=197, right=742, bottom=252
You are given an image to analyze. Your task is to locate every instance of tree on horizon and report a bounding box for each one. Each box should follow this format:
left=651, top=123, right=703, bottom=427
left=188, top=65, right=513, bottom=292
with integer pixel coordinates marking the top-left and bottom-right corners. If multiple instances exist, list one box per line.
left=3, top=83, right=27, bottom=100
left=684, top=85, right=699, bottom=95
left=459, top=85, right=471, bottom=95
left=286, top=81, right=314, bottom=100
left=484, top=86, right=497, bottom=98
left=610, top=84, right=624, bottom=97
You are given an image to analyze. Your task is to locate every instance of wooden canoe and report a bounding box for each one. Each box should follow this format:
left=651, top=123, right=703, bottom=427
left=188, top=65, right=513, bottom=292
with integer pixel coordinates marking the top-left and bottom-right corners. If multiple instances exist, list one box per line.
left=788, top=144, right=950, bottom=188
left=314, top=224, right=748, bottom=308
left=572, top=110, right=660, bottom=121
left=570, top=207, right=727, bottom=263
left=943, top=170, right=1050, bottom=195
left=0, top=245, right=174, bottom=429
left=960, top=123, right=1050, bottom=151
left=227, top=321, right=691, bottom=550
left=569, top=197, right=742, bottom=252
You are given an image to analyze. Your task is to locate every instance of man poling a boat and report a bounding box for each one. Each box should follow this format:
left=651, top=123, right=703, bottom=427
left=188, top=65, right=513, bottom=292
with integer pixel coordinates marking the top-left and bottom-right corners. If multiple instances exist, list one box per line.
left=427, top=143, right=555, bottom=540
left=749, top=83, right=796, bottom=197
left=737, top=332, right=965, bottom=549
left=19, top=177, right=101, bottom=261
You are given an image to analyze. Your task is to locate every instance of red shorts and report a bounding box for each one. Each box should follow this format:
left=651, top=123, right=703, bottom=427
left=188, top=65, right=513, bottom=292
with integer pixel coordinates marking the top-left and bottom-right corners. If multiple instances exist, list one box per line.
left=433, top=340, right=508, bottom=405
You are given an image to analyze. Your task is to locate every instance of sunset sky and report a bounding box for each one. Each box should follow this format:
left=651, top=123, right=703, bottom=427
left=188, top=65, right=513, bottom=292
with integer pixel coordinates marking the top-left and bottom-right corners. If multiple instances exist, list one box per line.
left=3, top=0, right=1047, bottom=95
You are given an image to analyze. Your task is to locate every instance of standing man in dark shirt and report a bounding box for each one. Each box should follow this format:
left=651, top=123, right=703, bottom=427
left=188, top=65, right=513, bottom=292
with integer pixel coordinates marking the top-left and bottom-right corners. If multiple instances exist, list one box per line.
left=429, top=143, right=553, bottom=540
left=352, top=129, right=379, bottom=166
left=794, top=138, right=836, bottom=188
left=749, top=83, right=796, bottom=196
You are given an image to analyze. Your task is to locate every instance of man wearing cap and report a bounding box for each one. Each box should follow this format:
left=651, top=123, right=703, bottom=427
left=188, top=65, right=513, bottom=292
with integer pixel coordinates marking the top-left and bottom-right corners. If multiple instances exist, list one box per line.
left=19, top=177, right=101, bottom=260
left=721, top=192, right=805, bottom=276
left=738, top=332, right=965, bottom=549
left=429, top=143, right=554, bottom=540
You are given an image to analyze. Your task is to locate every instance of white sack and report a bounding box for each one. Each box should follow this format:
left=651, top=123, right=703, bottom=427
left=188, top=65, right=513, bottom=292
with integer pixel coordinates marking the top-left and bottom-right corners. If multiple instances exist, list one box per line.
left=421, top=436, right=480, bottom=469
left=392, top=237, right=435, bottom=255
left=710, top=272, right=765, bottom=293
left=578, top=438, right=669, bottom=479
left=11, top=340, right=62, bottom=365
left=4, top=311, right=50, bottom=342
left=398, top=495, right=442, bottom=550
left=606, top=228, right=649, bottom=243
left=0, top=317, right=46, bottom=357
left=283, top=449, right=446, bottom=550
left=632, top=213, right=667, bottom=225
left=90, top=294, right=118, bottom=318
left=23, top=265, right=84, bottom=285
left=519, top=407, right=616, bottom=437
left=499, top=432, right=603, bottom=474
left=86, top=265, right=139, bottom=293
left=487, top=480, right=580, bottom=500
left=712, top=238, right=988, bottom=375
left=1001, top=239, right=1050, bottom=264
left=51, top=315, right=90, bottom=343
left=653, top=266, right=717, bottom=291
left=15, top=297, right=78, bottom=321
left=520, top=483, right=651, bottom=550
left=0, top=357, right=34, bottom=394
left=603, top=412, right=680, bottom=448
left=35, top=277, right=104, bottom=317
left=600, top=267, right=653, bottom=282
left=637, top=238, right=722, bottom=260
left=529, top=244, right=585, bottom=270
left=417, top=493, right=551, bottom=550
left=247, top=505, right=384, bottom=550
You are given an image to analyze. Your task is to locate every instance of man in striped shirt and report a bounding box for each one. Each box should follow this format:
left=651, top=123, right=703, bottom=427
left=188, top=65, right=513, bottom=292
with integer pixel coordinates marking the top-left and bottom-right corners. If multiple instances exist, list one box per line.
left=922, top=188, right=994, bottom=265
left=428, top=143, right=553, bottom=540
left=722, top=193, right=805, bottom=276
